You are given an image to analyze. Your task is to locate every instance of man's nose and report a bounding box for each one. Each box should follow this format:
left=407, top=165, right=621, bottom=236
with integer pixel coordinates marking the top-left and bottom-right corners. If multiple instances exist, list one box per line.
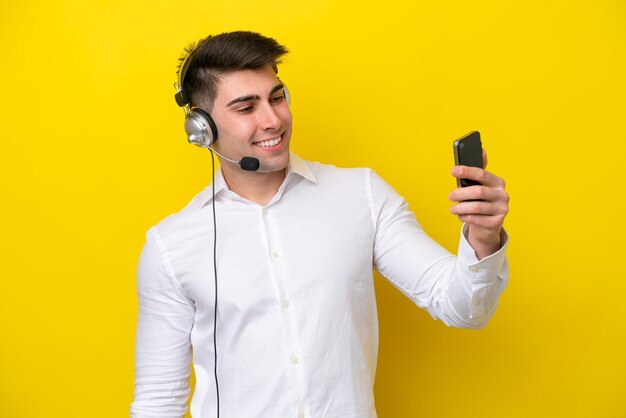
left=258, top=103, right=282, bottom=130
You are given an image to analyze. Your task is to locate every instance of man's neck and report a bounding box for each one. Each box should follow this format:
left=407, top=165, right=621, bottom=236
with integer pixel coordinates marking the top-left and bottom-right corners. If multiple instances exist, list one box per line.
left=221, top=165, right=287, bottom=206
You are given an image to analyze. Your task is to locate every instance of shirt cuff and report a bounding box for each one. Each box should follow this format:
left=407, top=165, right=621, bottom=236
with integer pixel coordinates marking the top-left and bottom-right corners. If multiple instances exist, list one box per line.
left=457, top=225, right=510, bottom=323
left=459, top=224, right=509, bottom=263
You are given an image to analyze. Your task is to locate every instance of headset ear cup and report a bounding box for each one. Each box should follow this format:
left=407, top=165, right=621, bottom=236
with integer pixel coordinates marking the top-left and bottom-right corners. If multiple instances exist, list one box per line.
left=283, top=83, right=291, bottom=106
left=184, top=108, right=218, bottom=146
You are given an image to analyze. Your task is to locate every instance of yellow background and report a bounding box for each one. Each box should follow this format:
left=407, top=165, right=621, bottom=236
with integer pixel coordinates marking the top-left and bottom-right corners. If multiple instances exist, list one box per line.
left=1, top=0, right=625, bottom=417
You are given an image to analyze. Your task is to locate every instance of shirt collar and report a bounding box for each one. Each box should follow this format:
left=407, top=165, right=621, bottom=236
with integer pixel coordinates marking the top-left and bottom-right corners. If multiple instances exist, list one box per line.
left=287, top=152, right=317, bottom=184
left=198, top=152, right=316, bottom=207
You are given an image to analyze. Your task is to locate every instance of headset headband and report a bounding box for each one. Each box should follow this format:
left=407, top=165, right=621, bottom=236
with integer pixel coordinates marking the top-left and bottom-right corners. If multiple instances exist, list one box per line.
left=174, top=45, right=197, bottom=108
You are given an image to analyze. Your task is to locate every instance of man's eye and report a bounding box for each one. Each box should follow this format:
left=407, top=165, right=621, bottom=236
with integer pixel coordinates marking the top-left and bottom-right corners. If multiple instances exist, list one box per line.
left=271, top=95, right=285, bottom=104
left=237, top=106, right=253, bottom=114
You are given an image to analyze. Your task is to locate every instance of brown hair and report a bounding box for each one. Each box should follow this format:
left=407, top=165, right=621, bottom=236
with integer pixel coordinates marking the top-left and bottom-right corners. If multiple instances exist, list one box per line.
left=177, top=31, right=288, bottom=111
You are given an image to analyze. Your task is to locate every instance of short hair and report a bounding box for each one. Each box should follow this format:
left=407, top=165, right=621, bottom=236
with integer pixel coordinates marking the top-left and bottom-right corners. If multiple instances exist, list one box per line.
left=177, top=31, right=289, bottom=111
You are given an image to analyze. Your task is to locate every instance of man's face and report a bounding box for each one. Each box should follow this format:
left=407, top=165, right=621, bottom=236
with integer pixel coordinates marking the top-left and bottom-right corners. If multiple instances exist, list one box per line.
left=210, top=66, right=292, bottom=176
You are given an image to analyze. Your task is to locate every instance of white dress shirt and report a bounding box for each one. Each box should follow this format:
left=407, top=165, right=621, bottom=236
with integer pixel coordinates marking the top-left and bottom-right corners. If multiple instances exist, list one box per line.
left=131, top=153, right=509, bottom=418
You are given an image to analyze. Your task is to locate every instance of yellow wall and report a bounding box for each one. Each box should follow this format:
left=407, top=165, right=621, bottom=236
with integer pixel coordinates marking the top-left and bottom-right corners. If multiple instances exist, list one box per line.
left=1, top=1, right=625, bottom=417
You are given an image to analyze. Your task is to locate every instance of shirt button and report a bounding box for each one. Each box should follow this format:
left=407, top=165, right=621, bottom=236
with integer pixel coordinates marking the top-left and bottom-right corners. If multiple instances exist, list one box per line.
left=290, top=354, right=299, bottom=364
left=282, top=299, right=290, bottom=309
left=262, top=208, right=268, bottom=216
left=470, top=266, right=480, bottom=273
left=271, top=251, right=279, bottom=259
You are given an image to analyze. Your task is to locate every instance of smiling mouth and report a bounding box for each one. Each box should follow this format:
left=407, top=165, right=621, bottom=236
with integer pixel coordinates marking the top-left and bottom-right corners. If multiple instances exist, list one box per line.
left=253, top=134, right=283, bottom=148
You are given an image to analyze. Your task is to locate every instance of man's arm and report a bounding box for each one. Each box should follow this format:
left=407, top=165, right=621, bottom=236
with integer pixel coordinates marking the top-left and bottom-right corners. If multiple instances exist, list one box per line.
left=370, top=169, right=509, bottom=329
left=130, top=228, right=195, bottom=418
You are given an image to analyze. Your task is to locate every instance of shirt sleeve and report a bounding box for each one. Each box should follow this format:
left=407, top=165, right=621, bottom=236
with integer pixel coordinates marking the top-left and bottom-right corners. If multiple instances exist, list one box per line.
left=130, top=227, right=195, bottom=418
left=369, top=169, right=509, bottom=329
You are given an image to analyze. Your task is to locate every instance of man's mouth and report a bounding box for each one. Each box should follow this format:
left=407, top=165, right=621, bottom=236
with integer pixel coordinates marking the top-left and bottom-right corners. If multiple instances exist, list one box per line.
left=253, top=134, right=283, bottom=148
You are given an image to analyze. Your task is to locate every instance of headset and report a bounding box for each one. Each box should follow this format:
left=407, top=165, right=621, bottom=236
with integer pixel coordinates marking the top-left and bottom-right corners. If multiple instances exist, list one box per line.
left=174, top=47, right=291, bottom=151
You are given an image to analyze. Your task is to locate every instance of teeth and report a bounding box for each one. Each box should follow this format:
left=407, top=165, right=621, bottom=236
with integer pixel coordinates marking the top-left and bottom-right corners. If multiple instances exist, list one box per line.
left=255, top=135, right=282, bottom=148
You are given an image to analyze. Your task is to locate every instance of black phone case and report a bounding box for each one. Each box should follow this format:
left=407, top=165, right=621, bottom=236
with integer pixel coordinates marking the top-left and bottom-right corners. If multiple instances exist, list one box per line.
left=453, top=131, right=483, bottom=187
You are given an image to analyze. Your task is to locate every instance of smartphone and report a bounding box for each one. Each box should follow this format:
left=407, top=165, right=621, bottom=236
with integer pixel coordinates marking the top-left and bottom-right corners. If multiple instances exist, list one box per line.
left=453, top=131, right=484, bottom=187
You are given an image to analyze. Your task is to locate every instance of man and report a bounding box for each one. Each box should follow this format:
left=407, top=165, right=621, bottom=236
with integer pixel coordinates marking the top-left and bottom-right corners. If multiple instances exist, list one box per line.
left=131, top=31, right=509, bottom=418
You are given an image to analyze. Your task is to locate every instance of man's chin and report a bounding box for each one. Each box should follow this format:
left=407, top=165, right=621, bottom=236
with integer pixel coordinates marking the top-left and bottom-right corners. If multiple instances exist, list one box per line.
left=257, top=153, right=290, bottom=174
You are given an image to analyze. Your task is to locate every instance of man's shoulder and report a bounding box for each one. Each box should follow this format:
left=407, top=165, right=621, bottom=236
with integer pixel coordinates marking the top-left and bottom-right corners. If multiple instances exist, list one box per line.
left=299, top=158, right=403, bottom=209
left=302, top=158, right=373, bottom=183
left=146, top=186, right=211, bottom=244
left=291, top=158, right=394, bottom=203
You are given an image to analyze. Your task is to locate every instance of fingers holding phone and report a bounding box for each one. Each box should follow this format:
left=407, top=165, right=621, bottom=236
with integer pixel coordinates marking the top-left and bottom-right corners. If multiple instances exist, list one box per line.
left=449, top=131, right=509, bottom=257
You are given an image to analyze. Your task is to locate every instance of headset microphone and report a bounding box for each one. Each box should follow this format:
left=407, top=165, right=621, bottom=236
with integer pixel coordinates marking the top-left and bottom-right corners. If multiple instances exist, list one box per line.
left=188, top=134, right=260, bottom=171
left=210, top=148, right=259, bottom=172
left=239, top=157, right=261, bottom=171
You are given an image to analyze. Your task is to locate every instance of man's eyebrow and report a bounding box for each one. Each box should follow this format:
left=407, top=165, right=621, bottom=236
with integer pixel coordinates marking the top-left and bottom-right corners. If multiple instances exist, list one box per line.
left=225, top=83, right=285, bottom=107
left=269, top=83, right=285, bottom=95
left=226, top=94, right=260, bottom=107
